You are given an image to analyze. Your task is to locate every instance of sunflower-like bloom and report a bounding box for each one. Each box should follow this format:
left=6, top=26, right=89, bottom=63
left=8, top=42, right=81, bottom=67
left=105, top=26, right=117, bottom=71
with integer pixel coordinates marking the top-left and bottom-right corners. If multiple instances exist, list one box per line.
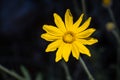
left=41, top=9, right=98, bottom=62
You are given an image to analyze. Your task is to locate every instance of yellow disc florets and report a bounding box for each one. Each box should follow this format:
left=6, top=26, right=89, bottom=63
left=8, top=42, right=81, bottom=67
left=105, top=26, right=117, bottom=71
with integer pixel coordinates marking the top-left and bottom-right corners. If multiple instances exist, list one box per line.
left=63, top=31, right=75, bottom=43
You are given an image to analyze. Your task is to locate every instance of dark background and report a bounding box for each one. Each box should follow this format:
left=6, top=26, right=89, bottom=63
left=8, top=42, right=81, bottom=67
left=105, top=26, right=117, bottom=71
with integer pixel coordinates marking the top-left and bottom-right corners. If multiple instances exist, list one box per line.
left=0, top=0, right=120, bottom=80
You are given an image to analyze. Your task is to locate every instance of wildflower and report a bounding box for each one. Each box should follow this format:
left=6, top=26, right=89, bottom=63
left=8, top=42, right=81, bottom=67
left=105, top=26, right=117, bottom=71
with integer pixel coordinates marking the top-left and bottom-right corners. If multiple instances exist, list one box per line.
left=41, top=9, right=98, bottom=62
left=102, top=0, right=112, bottom=7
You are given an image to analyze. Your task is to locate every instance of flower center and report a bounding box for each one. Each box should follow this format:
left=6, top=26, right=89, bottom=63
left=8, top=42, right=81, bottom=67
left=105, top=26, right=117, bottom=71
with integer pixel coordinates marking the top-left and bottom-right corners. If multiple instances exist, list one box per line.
left=63, top=31, right=75, bottom=43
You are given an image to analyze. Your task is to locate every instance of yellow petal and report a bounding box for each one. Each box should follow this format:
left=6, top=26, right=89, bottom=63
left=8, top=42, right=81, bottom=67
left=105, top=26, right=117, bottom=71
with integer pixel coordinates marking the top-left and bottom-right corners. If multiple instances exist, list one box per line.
left=77, top=38, right=98, bottom=45
left=62, top=44, right=72, bottom=62
left=46, top=40, right=62, bottom=52
left=65, top=9, right=73, bottom=31
left=72, top=43, right=80, bottom=59
left=73, top=13, right=84, bottom=30
left=77, top=28, right=96, bottom=38
left=53, top=13, right=66, bottom=32
left=41, top=33, right=61, bottom=41
left=43, top=25, right=63, bottom=36
left=77, top=17, right=91, bottom=33
left=55, top=43, right=64, bottom=62
left=74, top=41, right=91, bottom=57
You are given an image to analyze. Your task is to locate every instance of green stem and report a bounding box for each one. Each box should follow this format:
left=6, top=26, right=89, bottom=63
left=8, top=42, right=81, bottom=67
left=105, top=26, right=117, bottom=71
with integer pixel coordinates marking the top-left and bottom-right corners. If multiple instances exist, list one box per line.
left=112, top=30, right=120, bottom=44
left=61, top=61, right=72, bottom=80
left=108, top=7, right=117, bottom=28
left=79, top=58, right=94, bottom=80
left=81, top=0, right=87, bottom=17
left=112, top=30, right=120, bottom=80
left=107, top=6, right=120, bottom=80
left=0, top=65, right=25, bottom=80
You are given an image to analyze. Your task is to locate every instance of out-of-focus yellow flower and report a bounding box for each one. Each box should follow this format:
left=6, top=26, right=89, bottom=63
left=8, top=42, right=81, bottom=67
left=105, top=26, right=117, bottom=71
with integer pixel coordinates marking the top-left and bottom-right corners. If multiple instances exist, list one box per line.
left=41, top=9, right=98, bottom=62
left=106, top=22, right=115, bottom=31
left=102, top=0, right=112, bottom=7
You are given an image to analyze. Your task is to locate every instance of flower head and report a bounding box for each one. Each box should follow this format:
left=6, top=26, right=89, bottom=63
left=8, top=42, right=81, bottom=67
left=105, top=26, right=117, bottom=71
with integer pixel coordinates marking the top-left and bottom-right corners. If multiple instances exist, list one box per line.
left=102, top=0, right=112, bottom=7
left=41, top=9, right=98, bottom=62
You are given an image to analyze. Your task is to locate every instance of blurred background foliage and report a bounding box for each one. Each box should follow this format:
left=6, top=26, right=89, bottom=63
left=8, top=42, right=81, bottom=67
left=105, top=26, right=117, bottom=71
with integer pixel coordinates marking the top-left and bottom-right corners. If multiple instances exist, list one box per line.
left=0, top=0, right=120, bottom=80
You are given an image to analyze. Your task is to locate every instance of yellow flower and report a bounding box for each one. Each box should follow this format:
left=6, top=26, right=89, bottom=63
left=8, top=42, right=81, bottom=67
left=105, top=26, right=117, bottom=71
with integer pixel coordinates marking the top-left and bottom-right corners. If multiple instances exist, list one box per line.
left=102, top=0, right=112, bottom=7
left=41, top=9, right=98, bottom=62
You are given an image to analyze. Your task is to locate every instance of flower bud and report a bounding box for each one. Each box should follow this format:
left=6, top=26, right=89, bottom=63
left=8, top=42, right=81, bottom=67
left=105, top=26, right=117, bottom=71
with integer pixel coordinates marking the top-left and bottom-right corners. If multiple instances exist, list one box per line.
left=106, top=22, right=115, bottom=31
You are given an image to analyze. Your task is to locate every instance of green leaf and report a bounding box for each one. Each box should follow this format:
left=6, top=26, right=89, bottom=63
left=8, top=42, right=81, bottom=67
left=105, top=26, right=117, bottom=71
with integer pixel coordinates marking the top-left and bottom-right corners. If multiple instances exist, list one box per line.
left=36, top=73, right=43, bottom=80
left=20, top=66, right=31, bottom=80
